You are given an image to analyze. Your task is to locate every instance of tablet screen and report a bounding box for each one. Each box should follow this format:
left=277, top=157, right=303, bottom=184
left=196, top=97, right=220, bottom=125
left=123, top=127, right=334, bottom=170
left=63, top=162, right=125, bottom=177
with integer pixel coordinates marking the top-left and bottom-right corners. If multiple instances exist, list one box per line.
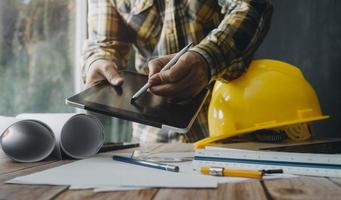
left=66, top=71, right=209, bottom=132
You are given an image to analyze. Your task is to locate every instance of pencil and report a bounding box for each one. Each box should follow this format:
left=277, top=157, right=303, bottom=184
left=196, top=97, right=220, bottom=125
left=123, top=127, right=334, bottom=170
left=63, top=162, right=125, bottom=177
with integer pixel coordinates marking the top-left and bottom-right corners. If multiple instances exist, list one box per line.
left=200, top=167, right=283, bottom=179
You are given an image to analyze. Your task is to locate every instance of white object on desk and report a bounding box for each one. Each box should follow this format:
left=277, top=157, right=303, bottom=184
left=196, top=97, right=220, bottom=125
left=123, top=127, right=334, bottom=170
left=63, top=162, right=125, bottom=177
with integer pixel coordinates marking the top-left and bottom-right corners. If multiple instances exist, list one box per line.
left=7, top=154, right=217, bottom=188
left=7, top=152, right=295, bottom=190
left=194, top=147, right=341, bottom=177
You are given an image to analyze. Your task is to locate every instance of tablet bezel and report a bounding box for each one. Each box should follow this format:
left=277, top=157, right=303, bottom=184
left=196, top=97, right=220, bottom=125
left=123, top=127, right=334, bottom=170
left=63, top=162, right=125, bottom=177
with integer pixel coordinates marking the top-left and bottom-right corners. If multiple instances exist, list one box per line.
left=66, top=71, right=209, bottom=133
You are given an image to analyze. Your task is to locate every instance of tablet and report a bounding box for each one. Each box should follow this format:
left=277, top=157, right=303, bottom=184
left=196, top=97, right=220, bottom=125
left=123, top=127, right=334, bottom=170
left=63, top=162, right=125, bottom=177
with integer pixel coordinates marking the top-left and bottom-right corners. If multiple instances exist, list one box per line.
left=66, top=71, right=209, bottom=133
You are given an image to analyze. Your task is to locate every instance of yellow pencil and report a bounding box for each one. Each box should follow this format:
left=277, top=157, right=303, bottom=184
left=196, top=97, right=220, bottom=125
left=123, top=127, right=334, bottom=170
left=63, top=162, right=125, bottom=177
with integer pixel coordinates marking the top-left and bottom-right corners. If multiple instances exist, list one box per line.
left=200, top=167, right=283, bottom=179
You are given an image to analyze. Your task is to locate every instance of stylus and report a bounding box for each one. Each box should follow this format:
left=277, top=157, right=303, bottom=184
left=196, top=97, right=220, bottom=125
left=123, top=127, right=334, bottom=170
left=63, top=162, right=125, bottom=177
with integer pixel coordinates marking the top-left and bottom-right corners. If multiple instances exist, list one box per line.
left=131, top=42, right=193, bottom=102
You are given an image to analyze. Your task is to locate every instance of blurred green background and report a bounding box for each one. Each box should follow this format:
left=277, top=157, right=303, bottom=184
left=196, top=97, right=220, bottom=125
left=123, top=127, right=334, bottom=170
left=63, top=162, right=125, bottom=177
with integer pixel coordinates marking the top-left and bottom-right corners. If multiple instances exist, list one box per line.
left=0, top=0, right=75, bottom=115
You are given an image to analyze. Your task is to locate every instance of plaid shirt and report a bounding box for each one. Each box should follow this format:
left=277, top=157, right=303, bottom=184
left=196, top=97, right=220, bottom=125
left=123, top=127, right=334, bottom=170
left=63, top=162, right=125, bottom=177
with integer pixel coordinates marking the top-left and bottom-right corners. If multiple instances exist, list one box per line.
left=82, top=0, right=273, bottom=143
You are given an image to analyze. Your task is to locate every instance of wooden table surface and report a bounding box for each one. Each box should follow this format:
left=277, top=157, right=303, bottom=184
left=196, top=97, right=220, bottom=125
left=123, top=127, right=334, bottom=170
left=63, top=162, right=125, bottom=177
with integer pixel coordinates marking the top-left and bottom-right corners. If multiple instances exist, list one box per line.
left=1, top=143, right=341, bottom=200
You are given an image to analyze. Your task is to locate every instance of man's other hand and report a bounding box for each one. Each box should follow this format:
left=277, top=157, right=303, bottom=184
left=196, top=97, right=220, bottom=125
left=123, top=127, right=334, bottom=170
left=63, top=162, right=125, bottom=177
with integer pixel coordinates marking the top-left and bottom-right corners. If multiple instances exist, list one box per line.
left=148, top=51, right=209, bottom=101
left=85, top=60, right=124, bottom=87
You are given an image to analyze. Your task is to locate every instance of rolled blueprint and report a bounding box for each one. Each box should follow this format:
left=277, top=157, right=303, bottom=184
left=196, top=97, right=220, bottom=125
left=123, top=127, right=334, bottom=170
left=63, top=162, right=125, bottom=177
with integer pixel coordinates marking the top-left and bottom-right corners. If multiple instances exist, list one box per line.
left=0, top=113, right=104, bottom=162
left=0, top=119, right=55, bottom=162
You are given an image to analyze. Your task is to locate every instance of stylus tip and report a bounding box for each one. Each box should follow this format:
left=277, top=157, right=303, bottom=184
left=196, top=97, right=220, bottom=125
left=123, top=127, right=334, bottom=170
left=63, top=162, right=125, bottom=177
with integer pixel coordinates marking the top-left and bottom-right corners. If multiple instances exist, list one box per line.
left=130, top=97, right=137, bottom=103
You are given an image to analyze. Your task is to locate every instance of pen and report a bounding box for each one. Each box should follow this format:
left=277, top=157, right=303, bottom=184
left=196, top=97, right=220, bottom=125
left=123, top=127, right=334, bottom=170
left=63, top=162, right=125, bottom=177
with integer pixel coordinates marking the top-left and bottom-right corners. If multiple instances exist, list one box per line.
left=131, top=42, right=194, bottom=102
left=112, top=155, right=180, bottom=172
left=200, top=167, right=283, bottom=179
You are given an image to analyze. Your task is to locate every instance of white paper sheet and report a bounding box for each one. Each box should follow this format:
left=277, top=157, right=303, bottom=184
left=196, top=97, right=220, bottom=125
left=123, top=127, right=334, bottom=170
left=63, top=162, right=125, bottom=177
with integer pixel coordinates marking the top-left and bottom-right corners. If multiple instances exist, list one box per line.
left=7, top=154, right=217, bottom=188
left=7, top=152, right=296, bottom=190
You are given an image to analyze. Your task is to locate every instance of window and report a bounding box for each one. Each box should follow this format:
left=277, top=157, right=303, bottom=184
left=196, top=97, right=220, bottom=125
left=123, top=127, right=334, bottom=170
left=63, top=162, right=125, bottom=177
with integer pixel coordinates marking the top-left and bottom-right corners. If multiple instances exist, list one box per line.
left=0, top=0, right=132, bottom=142
left=0, top=0, right=76, bottom=115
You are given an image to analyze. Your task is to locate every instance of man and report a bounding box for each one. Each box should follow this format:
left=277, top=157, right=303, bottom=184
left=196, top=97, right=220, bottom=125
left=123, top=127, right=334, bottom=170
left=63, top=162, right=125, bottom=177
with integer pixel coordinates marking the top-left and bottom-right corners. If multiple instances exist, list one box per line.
left=82, top=0, right=273, bottom=143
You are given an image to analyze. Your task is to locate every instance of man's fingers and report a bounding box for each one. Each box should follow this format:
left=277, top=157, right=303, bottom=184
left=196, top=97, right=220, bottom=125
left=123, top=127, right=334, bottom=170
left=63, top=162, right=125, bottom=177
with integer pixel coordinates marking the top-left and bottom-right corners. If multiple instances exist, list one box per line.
left=85, top=60, right=124, bottom=87
left=148, top=54, right=175, bottom=78
left=149, top=68, right=196, bottom=97
left=148, top=59, right=162, bottom=78
left=100, top=63, right=124, bottom=86
left=149, top=53, right=191, bottom=85
left=148, top=73, right=162, bottom=86
left=85, top=72, right=104, bottom=88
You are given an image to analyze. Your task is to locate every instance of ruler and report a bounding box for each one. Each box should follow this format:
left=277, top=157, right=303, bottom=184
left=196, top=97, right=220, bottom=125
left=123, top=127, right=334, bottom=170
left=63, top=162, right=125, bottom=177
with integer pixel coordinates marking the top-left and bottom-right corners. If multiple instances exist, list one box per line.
left=194, top=148, right=341, bottom=177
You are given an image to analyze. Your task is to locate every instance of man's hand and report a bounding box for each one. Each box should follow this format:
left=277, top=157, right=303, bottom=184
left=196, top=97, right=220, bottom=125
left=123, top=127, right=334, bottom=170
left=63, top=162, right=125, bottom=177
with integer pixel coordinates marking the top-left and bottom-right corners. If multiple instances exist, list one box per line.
left=148, top=51, right=209, bottom=101
left=85, top=60, right=124, bottom=87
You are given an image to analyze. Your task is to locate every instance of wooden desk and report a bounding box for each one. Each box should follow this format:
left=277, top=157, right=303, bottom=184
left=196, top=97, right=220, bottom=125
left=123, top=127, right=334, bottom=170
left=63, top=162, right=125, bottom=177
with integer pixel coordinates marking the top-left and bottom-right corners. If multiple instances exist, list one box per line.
left=1, top=143, right=341, bottom=200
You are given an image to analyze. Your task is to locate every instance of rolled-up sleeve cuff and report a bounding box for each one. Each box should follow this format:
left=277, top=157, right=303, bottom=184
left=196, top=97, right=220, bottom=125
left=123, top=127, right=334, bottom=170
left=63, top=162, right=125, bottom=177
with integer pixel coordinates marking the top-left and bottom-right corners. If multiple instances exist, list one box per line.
left=189, top=46, right=217, bottom=85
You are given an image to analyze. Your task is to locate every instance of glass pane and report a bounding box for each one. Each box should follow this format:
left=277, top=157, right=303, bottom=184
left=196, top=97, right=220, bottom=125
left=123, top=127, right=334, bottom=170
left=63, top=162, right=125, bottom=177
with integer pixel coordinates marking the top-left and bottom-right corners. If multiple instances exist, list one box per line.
left=0, top=0, right=75, bottom=115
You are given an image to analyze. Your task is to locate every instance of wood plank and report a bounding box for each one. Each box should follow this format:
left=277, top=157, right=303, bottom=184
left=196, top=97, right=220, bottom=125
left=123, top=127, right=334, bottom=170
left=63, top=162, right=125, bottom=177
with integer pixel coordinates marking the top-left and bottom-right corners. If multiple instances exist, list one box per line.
left=153, top=181, right=267, bottom=200
left=153, top=188, right=217, bottom=200
left=217, top=182, right=267, bottom=200
left=264, top=177, right=341, bottom=200
left=55, top=189, right=159, bottom=200
left=328, top=177, right=341, bottom=186
left=0, top=146, right=59, bottom=175
left=0, top=158, right=57, bottom=175
left=0, top=160, right=71, bottom=200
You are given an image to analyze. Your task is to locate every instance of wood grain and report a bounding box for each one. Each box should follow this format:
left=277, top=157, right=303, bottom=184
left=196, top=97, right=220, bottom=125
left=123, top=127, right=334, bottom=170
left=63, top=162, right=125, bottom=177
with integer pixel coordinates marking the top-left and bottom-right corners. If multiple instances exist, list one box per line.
left=153, top=188, right=217, bottom=200
left=2, top=143, right=341, bottom=200
left=328, top=177, right=341, bottom=187
left=153, top=181, right=267, bottom=200
left=217, top=182, right=267, bottom=200
left=0, top=160, right=71, bottom=200
left=0, top=147, right=59, bottom=175
left=0, top=158, right=57, bottom=175
left=264, top=177, right=341, bottom=200
left=55, top=189, right=159, bottom=200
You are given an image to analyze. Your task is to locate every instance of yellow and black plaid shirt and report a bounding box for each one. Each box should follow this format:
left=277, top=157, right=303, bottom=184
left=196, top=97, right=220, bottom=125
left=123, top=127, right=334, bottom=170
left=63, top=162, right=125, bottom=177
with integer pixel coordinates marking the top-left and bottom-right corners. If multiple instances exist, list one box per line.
left=82, top=0, right=273, bottom=143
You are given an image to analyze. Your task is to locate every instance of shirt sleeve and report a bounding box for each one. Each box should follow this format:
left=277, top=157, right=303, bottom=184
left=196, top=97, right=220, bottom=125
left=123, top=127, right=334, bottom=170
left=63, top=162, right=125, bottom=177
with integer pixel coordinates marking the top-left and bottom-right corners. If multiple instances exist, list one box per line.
left=81, top=0, right=133, bottom=83
left=190, top=0, right=273, bottom=83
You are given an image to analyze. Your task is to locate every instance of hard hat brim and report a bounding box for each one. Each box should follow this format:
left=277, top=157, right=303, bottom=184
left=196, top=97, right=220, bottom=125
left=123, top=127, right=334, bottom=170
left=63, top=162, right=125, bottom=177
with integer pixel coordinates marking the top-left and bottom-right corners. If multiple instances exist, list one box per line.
left=194, top=115, right=329, bottom=149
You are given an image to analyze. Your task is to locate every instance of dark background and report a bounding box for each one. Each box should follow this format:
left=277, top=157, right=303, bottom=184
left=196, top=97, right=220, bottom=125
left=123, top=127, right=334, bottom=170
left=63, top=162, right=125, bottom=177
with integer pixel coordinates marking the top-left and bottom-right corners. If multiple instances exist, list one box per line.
left=254, top=0, right=341, bottom=138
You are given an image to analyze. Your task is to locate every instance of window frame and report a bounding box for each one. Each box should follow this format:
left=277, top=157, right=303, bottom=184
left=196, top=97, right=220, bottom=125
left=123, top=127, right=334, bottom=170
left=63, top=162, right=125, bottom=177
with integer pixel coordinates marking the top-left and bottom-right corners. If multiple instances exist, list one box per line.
left=74, top=0, right=88, bottom=93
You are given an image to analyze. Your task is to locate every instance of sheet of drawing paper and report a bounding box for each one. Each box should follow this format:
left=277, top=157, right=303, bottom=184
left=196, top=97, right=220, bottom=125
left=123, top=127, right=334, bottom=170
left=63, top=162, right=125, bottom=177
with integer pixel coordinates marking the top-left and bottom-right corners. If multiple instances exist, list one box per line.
left=7, top=154, right=217, bottom=188
left=7, top=152, right=296, bottom=189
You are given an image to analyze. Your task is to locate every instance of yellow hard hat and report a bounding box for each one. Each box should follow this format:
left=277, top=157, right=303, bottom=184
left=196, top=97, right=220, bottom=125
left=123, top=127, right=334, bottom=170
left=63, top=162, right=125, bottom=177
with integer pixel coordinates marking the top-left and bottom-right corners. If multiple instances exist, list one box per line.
left=194, top=59, right=329, bottom=148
